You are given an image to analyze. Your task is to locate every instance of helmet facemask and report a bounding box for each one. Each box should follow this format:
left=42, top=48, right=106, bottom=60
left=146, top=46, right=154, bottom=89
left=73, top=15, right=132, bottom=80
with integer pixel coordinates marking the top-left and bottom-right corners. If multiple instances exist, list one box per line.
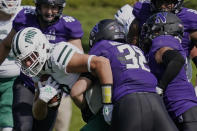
left=151, top=0, right=183, bottom=13
left=0, top=0, right=21, bottom=15
left=17, top=51, right=45, bottom=77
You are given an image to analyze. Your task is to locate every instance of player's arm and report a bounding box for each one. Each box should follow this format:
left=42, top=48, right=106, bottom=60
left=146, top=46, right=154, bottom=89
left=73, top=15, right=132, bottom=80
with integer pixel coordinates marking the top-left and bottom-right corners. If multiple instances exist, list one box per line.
left=68, top=38, right=84, bottom=52
left=190, top=31, right=197, bottom=68
left=70, top=76, right=92, bottom=109
left=127, top=18, right=140, bottom=45
left=67, top=53, right=113, bottom=85
left=0, top=29, right=16, bottom=64
left=32, top=85, right=48, bottom=120
left=155, top=47, right=185, bottom=91
left=67, top=53, right=113, bottom=105
left=32, top=78, right=60, bottom=120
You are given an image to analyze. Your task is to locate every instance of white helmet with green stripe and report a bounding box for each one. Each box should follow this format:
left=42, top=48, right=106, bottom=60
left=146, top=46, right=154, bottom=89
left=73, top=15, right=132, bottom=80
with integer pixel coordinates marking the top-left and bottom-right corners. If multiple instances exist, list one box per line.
left=12, top=27, right=50, bottom=77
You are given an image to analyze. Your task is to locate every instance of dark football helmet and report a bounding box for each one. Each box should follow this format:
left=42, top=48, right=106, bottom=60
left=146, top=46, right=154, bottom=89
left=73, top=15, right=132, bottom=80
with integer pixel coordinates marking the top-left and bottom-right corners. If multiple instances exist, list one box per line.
left=151, top=0, right=184, bottom=13
left=140, top=11, right=184, bottom=53
left=89, top=19, right=126, bottom=48
left=34, top=0, right=66, bottom=25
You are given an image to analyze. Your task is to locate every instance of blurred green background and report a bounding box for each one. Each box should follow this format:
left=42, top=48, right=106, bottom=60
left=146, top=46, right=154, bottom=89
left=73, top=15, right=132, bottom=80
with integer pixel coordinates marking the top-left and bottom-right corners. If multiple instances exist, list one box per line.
left=21, top=0, right=197, bottom=131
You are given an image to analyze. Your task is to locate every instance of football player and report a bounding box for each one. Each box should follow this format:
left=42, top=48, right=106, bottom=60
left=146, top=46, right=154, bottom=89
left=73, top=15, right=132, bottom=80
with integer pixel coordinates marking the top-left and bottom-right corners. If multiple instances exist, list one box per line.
left=71, top=19, right=179, bottom=131
left=140, top=11, right=197, bottom=131
left=0, top=0, right=84, bottom=131
left=0, top=0, right=22, bottom=131
left=129, top=0, right=197, bottom=82
left=11, top=27, right=113, bottom=130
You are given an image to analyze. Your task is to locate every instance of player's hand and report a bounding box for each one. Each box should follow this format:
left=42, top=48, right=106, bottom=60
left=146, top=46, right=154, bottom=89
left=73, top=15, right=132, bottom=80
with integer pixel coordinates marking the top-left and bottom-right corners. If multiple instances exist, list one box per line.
left=103, top=104, right=113, bottom=125
left=38, top=77, right=61, bottom=103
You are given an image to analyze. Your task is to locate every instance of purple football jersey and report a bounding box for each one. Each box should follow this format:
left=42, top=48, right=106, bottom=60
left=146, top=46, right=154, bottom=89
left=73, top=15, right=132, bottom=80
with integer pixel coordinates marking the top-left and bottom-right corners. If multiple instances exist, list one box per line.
left=133, top=2, right=197, bottom=57
left=148, top=35, right=197, bottom=119
left=12, top=7, right=84, bottom=89
left=89, top=40, right=157, bottom=103
left=177, top=7, right=197, bottom=56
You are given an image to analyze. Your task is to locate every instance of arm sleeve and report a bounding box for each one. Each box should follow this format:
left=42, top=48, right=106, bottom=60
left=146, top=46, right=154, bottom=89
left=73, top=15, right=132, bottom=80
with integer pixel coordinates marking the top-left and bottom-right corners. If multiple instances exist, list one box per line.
left=158, top=50, right=185, bottom=91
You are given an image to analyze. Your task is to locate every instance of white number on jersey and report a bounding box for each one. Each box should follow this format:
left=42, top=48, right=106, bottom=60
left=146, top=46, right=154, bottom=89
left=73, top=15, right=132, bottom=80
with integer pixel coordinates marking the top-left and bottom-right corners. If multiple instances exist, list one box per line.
left=117, top=44, right=150, bottom=72
left=24, top=6, right=36, bottom=15
left=63, top=16, right=75, bottom=22
left=187, top=9, right=197, bottom=15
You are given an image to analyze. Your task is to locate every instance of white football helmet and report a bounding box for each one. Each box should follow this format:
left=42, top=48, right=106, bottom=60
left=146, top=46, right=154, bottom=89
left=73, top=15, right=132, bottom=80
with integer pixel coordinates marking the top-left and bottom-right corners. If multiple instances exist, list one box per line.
left=114, top=4, right=135, bottom=34
left=0, top=0, right=21, bottom=14
left=12, top=27, right=50, bottom=77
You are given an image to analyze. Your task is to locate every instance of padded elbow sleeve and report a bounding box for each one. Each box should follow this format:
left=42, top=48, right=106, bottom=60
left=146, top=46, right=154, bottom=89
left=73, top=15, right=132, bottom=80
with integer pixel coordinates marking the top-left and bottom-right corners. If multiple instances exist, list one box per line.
left=159, top=50, right=185, bottom=91
left=162, top=50, right=185, bottom=67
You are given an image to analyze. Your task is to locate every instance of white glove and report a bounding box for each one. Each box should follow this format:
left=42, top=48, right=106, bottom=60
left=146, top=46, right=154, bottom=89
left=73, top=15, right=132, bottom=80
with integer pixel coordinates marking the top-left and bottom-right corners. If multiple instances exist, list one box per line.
left=38, top=77, right=60, bottom=103
left=156, top=86, right=163, bottom=95
left=114, top=4, right=135, bottom=34
left=103, top=104, right=113, bottom=125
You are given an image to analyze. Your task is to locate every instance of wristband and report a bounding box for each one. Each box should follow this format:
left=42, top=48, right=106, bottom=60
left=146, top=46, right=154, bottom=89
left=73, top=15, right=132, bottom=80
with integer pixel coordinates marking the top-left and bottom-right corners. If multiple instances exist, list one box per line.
left=101, top=84, right=112, bottom=104
left=87, top=55, right=95, bottom=72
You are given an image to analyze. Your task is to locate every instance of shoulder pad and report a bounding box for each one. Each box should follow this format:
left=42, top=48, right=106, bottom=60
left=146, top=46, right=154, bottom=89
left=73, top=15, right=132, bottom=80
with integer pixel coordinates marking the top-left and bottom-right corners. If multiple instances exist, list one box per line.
left=50, top=42, right=76, bottom=70
left=133, top=1, right=151, bottom=21
left=178, top=8, right=197, bottom=31
left=59, top=15, right=84, bottom=39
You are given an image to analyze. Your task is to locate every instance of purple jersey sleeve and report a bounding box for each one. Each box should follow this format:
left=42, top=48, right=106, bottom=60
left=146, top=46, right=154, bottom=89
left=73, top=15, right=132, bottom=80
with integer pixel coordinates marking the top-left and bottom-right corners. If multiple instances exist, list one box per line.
left=89, top=40, right=110, bottom=58
left=133, top=2, right=151, bottom=28
left=13, top=7, right=37, bottom=32
left=61, top=15, right=83, bottom=39
left=178, top=8, right=197, bottom=32
left=150, top=35, right=184, bottom=55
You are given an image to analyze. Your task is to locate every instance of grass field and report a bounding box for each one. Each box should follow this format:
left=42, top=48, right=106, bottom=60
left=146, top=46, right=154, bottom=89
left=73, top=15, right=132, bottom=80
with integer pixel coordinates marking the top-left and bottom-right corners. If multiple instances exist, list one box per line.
left=63, top=5, right=118, bottom=53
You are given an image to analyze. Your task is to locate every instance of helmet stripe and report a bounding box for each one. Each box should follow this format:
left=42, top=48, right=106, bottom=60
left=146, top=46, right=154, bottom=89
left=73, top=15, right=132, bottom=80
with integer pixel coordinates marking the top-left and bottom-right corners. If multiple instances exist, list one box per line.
left=12, top=37, right=17, bottom=57
left=57, top=45, right=68, bottom=62
left=12, top=44, right=17, bottom=57
left=15, top=30, right=23, bottom=55
left=12, top=29, right=23, bottom=56
left=12, top=35, right=18, bottom=57
left=62, top=48, right=73, bottom=65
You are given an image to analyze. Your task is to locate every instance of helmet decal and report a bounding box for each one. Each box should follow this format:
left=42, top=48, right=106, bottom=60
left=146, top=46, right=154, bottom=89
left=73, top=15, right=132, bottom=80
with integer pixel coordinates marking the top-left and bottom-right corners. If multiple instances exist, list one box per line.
left=155, top=12, right=167, bottom=23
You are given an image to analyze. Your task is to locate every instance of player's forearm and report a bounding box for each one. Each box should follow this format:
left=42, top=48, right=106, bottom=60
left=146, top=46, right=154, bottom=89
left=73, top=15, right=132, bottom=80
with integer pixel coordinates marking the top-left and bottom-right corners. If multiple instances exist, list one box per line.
left=71, top=77, right=91, bottom=109
left=32, top=99, right=48, bottom=120
left=91, top=57, right=113, bottom=104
